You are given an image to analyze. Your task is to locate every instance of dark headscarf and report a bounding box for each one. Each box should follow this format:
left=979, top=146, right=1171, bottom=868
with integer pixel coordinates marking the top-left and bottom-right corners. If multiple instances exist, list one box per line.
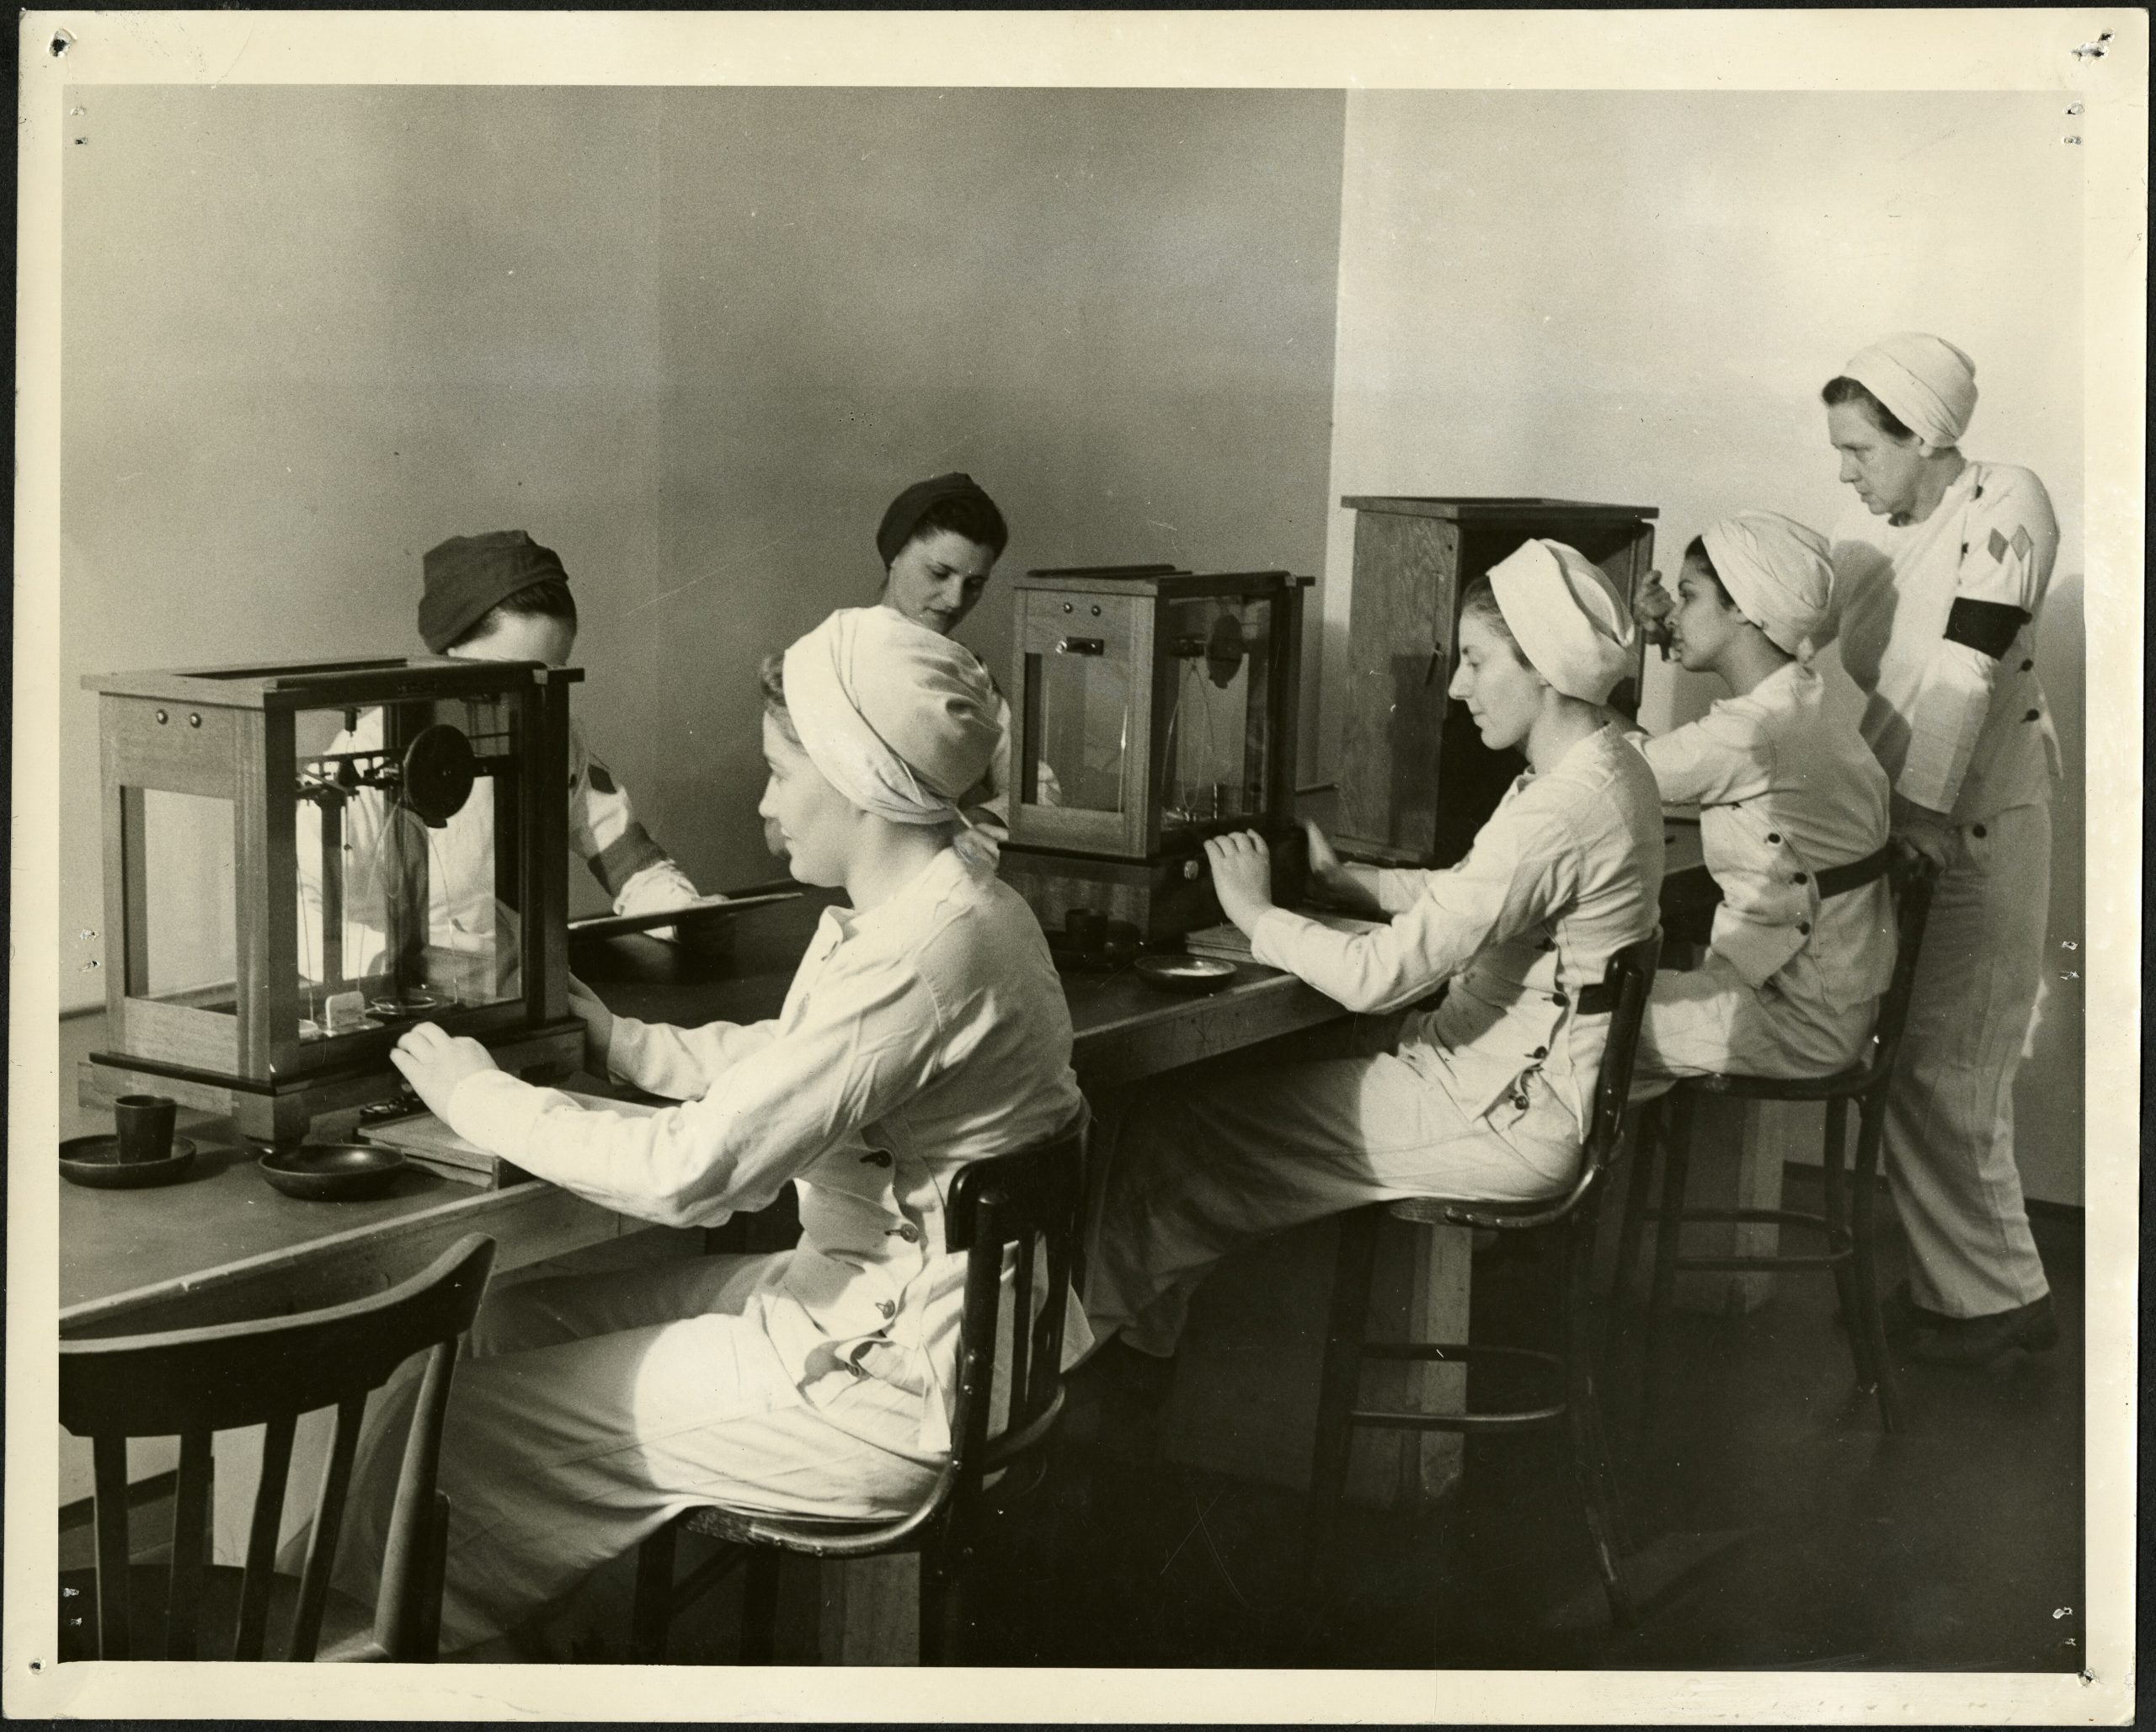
left=419, top=530, right=569, bottom=653
left=874, top=472, right=1002, bottom=566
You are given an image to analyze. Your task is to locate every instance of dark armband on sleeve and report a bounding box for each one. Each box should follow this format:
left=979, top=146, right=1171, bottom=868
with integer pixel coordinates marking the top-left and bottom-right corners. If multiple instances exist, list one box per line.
left=1943, top=598, right=2030, bottom=659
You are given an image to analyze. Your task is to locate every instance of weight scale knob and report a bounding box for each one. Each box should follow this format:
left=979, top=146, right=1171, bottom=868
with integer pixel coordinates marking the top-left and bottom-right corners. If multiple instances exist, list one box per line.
left=399, top=723, right=478, bottom=828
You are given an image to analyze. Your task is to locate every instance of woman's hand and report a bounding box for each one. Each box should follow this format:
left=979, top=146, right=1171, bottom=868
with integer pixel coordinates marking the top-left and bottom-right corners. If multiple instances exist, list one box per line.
left=1301, top=819, right=1361, bottom=910
left=1633, top=569, right=1676, bottom=656
left=1889, top=794, right=1961, bottom=871
left=1204, top=830, right=1276, bottom=935
left=567, top=973, right=616, bottom=1076
left=390, top=1021, right=501, bottom=1122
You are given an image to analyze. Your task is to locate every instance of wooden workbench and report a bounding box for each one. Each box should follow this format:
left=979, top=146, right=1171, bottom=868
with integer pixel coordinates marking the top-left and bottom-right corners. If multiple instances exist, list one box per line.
left=61, top=891, right=1345, bottom=1339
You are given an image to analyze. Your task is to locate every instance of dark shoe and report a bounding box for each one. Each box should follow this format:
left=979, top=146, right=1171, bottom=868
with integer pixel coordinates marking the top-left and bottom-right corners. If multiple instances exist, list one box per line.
left=1908, top=1292, right=2059, bottom=1366
left=1878, top=1280, right=1954, bottom=1346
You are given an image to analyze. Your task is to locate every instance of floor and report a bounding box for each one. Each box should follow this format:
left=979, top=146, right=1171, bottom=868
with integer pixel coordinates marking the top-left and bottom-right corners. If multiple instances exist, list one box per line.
left=951, top=1169, right=2084, bottom=1671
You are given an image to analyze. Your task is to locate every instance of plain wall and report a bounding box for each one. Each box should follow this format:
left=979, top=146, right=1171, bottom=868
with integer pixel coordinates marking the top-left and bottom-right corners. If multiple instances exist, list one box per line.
left=60, top=85, right=1347, bottom=1012
left=1321, top=92, right=2084, bottom=1202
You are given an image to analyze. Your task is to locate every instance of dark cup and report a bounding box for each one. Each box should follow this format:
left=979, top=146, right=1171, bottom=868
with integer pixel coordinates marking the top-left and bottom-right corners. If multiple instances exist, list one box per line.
left=114, top=1094, right=178, bottom=1164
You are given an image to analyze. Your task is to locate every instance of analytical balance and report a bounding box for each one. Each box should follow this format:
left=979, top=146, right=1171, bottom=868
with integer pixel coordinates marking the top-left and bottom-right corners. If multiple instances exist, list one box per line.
left=999, top=565, right=1313, bottom=944
left=80, top=656, right=586, bottom=1145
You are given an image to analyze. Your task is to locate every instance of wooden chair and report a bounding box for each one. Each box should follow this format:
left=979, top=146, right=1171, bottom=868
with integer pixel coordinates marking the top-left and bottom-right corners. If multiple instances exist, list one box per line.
left=1611, top=851, right=1937, bottom=1432
left=629, top=1113, right=1088, bottom=1665
left=1305, top=932, right=1662, bottom=1626
left=59, top=1233, right=496, bottom=1662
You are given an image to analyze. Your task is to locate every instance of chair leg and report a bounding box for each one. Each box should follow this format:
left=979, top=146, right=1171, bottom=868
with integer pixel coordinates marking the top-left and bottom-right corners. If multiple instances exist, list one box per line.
left=1561, top=1211, right=1634, bottom=1624
left=1303, top=1207, right=1382, bottom=1601
left=738, top=1550, right=782, bottom=1665
left=1643, top=1090, right=1695, bottom=1403
left=1605, top=1100, right=1661, bottom=1366
left=916, top=1550, right=956, bottom=1666
left=628, top=1520, right=679, bottom=1665
left=1821, top=1098, right=1873, bottom=1386
left=1849, top=1099, right=1907, bottom=1434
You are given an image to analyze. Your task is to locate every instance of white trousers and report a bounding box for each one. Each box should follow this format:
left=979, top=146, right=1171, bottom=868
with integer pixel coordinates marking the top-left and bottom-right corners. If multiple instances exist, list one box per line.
left=1635, top=951, right=1877, bottom=1087
left=1083, top=1019, right=1579, bottom=1358
left=1885, top=802, right=2052, bottom=1318
left=329, top=1251, right=938, bottom=1652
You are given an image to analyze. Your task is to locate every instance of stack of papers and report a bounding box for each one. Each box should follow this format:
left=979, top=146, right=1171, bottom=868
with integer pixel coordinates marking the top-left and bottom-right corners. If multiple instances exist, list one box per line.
left=1182, top=909, right=1385, bottom=963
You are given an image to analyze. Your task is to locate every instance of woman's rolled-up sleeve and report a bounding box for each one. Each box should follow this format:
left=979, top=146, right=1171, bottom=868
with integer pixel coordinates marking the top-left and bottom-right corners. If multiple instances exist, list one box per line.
left=1250, top=797, right=1576, bottom=1015
left=443, top=951, right=948, bottom=1228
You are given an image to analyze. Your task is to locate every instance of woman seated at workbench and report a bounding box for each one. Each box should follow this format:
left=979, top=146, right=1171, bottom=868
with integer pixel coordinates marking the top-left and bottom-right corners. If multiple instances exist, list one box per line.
left=332, top=604, right=1085, bottom=1657
left=1625, top=511, right=1896, bottom=1085
left=869, top=469, right=1059, bottom=865
left=1084, top=540, right=1662, bottom=1364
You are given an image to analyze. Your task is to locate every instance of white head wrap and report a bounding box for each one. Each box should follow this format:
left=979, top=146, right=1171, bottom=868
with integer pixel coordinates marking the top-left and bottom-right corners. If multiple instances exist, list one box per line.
left=1699, top=511, right=1835, bottom=662
left=1486, top=538, right=1636, bottom=703
left=781, top=606, right=1002, bottom=826
left=1839, top=332, right=1978, bottom=450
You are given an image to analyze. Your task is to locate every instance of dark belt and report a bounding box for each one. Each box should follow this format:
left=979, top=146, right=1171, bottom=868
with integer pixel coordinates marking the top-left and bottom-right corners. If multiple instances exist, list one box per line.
left=1814, top=843, right=1892, bottom=898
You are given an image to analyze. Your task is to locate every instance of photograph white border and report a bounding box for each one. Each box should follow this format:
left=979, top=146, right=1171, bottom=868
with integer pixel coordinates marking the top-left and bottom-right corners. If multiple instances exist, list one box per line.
left=9, top=8, right=2143, bottom=1722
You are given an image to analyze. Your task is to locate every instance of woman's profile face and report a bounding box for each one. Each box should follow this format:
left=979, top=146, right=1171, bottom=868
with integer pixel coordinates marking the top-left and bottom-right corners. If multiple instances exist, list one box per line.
left=1447, top=609, right=1545, bottom=753
left=1669, top=553, right=1750, bottom=674
left=756, top=713, right=857, bottom=887
left=881, top=530, right=998, bottom=636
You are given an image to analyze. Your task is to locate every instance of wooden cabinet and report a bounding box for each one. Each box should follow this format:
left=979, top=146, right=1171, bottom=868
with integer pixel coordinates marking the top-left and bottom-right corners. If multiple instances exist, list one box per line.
left=1333, top=497, right=1657, bottom=867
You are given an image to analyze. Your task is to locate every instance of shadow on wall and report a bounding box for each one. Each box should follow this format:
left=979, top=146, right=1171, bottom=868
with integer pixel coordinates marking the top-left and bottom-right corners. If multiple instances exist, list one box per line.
left=2014, top=569, right=2084, bottom=1207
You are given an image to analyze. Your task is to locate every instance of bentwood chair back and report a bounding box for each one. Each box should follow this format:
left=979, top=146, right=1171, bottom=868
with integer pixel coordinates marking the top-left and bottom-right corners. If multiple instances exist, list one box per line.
left=59, top=1233, right=496, bottom=1662
left=631, top=1109, right=1090, bottom=1665
left=1615, top=850, right=1939, bottom=1432
left=1305, top=930, right=1662, bottom=1628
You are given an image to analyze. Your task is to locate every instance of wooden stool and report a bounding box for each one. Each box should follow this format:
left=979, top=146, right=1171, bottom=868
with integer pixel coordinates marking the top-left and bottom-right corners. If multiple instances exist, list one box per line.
left=1612, top=853, right=1938, bottom=1432
left=1305, top=933, right=1660, bottom=1627
left=629, top=1115, right=1086, bottom=1665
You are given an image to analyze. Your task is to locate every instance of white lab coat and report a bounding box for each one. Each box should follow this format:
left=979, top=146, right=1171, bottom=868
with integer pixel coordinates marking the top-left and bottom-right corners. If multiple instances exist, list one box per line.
left=329, top=848, right=1084, bottom=1649
left=1630, top=661, right=1896, bottom=1083
left=296, top=709, right=700, bottom=986
left=1085, top=724, right=1663, bottom=1356
left=1831, top=460, right=2061, bottom=1317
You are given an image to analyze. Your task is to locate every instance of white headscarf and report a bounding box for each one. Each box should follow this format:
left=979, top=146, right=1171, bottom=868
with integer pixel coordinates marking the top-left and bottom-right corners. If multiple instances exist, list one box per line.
left=1840, top=332, right=1978, bottom=450
left=1700, top=511, right=1835, bottom=662
left=1486, top=538, right=1636, bottom=703
left=781, top=606, right=1002, bottom=826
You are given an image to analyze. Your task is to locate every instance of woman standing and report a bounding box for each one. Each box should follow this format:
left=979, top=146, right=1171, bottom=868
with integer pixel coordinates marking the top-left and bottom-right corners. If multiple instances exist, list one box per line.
left=1822, top=332, right=2063, bottom=1366
left=870, top=472, right=1026, bottom=866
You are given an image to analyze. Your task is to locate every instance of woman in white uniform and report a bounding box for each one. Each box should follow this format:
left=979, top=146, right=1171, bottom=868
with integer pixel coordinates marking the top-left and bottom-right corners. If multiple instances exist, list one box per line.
left=1627, top=512, right=1896, bottom=1084
left=1822, top=332, right=2062, bottom=1364
left=298, top=531, right=707, bottom=978
left=1084, top=540, right=1662, bottom=1360
left=870, top=472, right=1038, bottom=867
left=337, top=605, right=1084, bottom=1653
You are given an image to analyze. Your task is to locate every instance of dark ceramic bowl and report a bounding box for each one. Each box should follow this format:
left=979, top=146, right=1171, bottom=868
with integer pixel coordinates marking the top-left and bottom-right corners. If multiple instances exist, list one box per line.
left=258, top=1143, right=407, bottom=1202
left=60, top=1134, right=197, bottom=1190
left=1133, top=954, right=1238, bottom=994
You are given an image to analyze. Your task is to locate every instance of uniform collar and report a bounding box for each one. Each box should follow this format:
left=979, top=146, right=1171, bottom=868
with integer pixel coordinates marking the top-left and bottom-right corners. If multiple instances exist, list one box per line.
left=824, top=845, right=972, bottom=948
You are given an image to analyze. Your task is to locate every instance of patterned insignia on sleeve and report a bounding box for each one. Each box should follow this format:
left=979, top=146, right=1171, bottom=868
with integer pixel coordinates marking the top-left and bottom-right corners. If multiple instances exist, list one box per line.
left=588, top=759, right=617, bottom=794
left=1988, top=527, right=2011, bottom=562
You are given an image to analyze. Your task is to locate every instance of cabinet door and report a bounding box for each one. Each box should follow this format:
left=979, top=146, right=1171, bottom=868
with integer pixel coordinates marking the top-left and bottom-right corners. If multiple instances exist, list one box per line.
left=1336, top=514, right=1457, bottom=861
